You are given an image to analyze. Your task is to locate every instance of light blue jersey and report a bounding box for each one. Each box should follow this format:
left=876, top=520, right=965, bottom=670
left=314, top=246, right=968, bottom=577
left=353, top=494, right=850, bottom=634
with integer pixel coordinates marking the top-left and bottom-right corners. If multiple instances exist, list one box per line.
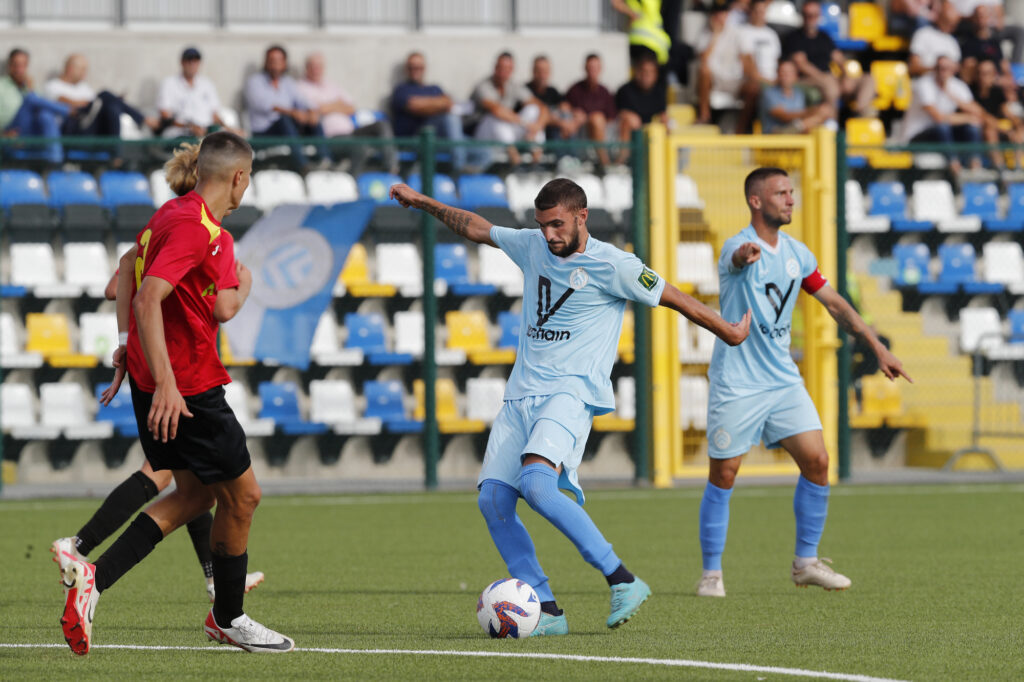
left=708, top=225, right=824, bottom=401
left=490, top=225, right=666, bottom=415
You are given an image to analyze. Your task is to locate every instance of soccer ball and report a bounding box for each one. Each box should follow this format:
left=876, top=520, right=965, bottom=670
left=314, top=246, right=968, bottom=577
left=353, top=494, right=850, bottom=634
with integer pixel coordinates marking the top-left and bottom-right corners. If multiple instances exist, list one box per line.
left=476, top=578, right=541, bottom=639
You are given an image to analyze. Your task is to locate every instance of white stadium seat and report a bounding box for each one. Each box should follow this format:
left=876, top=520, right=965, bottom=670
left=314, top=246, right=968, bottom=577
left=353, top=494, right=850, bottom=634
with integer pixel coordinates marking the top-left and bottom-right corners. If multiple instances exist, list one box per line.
left=2, top=382, right=59, bottom=439
left=912, top=180, right=981, bottom=233
left=478, top=244, right=524, bottom=297
left=680, top=317, right=716, bottom=363
left=306, top=170, right=358, bottom=205
left=38, top=382, right=113, bottom=439
left=845, top=180, right=890, bottom=233
left=676, top=174, right=705, bottom=209
left=0, top=312, right=43, bottom=368
left=376, top=243, right=423, bottom=297
left=64, top=242, right=112, bottom=297
left=309, top=379, right=381, bottom=435
left=466, top=377, right=506, bottom=423
left=253, top=169, right=307, bottom=211
left=79, top=312, right=119, bottom=364
left=506, top=172, right=551, bottom=220
left=224, top=381, right=275, bottom=437
left=11, top=243, right=81, bottom=298
left=982, top=242, right=1024, bottom=294
left=615, top=376, right=636, bottom=420
left=602, top=173, right=633, bottom=220
left=680, top=376, right=709, bottom=430
left=677, top=242, right=718, bottom=294
left=570, top=173, right=606, bottom=208
left=959, top=307, right=1001, bottom=354
left=149, top=169, right=175, bottom=207
left=394, top=310, right=424, bottom=357
left=310, top=311, right=363, bottom=366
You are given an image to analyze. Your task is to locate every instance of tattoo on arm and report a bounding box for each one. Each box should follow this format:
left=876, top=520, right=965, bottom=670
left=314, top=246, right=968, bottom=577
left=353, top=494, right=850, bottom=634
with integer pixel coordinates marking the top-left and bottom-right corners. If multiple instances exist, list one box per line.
left=423, top=202, right=472, bottom=238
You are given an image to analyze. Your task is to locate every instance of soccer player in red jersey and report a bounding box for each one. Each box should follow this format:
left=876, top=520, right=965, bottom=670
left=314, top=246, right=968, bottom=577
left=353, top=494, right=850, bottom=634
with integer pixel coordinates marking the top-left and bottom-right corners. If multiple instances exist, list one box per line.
left=52, top=143, right=264, bottom=603
left=59, top=131, right=293, bottom=655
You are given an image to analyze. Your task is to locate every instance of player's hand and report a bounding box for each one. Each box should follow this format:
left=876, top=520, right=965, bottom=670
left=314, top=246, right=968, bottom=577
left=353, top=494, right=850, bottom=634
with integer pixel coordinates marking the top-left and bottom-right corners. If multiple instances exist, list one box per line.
left=877, top=346, right=913, bottom=383
left=148, top=381, right=193, bottom=443
left=236, top=260, right=252, bottom=287
left=100, top=358, right=127, bottom=406
left=721, top=309, right=752, bottom=346
left=111, top=344, right=126, bottom=369
left=732, top=242, right=761, bottom=269
left=389, top=183, right=424, bottom=209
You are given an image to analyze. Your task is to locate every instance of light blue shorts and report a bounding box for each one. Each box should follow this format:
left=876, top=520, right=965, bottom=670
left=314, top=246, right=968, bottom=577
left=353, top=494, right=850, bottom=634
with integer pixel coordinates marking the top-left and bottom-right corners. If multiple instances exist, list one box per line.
left=706, top=383, right=822, bottom=459
left=477, top=393, right=594, bottom=505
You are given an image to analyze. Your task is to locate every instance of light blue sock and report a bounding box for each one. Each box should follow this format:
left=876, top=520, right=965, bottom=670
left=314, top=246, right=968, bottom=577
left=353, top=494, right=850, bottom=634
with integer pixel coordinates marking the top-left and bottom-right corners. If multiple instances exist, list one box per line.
left=793, top=475, right=830, bottom=558
left=477, top=479, right=554, bottom=602
left=699, top=481, right=733, bottom=571
left=520, top=463, right=621, bottom=576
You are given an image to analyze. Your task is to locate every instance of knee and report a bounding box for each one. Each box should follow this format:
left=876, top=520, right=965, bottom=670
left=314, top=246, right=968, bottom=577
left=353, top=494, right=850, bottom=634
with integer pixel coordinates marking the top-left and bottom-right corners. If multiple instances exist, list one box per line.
left=478, top=480, right=517, bottom=524
left=224, top=483, right=261, bottom=518
left=710, top=468, right=737, bottom=490
left=803, top=451, right=830, bottom=480
left=588, top=111, right=606, bottom=126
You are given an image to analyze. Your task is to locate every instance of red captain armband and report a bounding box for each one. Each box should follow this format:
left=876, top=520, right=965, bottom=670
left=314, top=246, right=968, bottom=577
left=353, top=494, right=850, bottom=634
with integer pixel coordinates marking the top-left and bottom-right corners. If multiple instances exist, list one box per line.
left=801, top=269, right=827, bottom=294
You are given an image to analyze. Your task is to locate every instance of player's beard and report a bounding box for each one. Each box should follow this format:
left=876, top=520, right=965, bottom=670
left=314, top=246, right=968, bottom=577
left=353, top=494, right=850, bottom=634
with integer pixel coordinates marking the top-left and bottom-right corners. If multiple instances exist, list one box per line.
left=764, top=207, right=792, bottom=229
left=547, top=217, right=582, bottom=257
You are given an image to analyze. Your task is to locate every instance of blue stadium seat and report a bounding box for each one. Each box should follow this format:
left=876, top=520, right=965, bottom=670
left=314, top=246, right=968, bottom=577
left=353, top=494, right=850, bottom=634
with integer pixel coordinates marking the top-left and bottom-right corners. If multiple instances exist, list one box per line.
left=457, top=174, right=508, bottom=210
left=919, top=243, right=1003, bottom=295
left=1013, top=63, right=1024, bottom=87
left=497, top=311, right=520, bottom=349
left=0, top=170, right=47, bottom=208
left=960, top=182, right=1020, bottom=231
left=257, top=382, right=329, bottom=435
left=47, top=171, right=101, bottom=207
left=821, top=2, right=867, bottom=50
left=1007, top=184, right=1024, bottom=223
left=1010, top=310, right=1024, bottom=342
left=94, top=383, right=139, bottom=438
left=868, top=182, right=930, bottom=231
left=357, top=172, right=403, bottom=205
left=344, top=312, right=412, bottom=365
left=408, top=173, right=458, bottom=205
left=435, top=243, right=498, bottom=296
left=892, top=243, right=930, bottom=287
left=363, top=380, right=422, bottom=433
left=99, top=171, right=152, bottom=208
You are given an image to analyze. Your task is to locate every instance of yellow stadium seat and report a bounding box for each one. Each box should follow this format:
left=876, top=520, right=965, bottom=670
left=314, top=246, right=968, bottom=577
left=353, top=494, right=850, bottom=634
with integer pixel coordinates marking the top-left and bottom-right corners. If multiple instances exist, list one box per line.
left=849, top=3, right=908, bottom=51
left=445, top=311, right=515, bottom=365
left=24, top=313, right=97, bottom=367
left=871, top=61, right=912, bottom=111
left=340, top=243, right=397, bottom=298
left=618, top=309, right=635, bottom=364
left=413, top=378, right=485, bottom=434
left=846, top=117, right=913, bottom=169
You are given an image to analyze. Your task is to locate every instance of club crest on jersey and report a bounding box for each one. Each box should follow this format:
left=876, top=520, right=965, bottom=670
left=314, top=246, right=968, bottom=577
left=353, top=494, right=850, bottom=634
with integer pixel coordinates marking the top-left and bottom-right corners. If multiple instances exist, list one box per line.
left=785, top=258, right=800, bottom=279
left=570, top=266, right=589, bottom=290
left=638, top=266, right=659, bottom=291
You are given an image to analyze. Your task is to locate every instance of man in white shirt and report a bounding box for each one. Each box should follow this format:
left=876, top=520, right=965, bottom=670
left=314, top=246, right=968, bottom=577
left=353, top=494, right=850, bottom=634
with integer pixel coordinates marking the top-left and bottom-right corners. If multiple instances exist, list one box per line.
left=909, top=1, right=963, bottom=76
left=901, top=56, right=984, bottom=174
left=157, top=47, right=235, bottom=138
left=44, top=53, right=154, bottom=137
left=696, top=1, right=745, bottom=124
left=737, top=0, right=781, bottom=133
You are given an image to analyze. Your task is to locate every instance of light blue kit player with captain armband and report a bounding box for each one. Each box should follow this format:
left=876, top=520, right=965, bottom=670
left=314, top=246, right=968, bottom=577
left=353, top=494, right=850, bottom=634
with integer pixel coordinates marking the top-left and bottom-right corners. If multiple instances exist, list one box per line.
left=390, top=177, right=751, bottom=635
left=696, top=167, right=911, bottom=599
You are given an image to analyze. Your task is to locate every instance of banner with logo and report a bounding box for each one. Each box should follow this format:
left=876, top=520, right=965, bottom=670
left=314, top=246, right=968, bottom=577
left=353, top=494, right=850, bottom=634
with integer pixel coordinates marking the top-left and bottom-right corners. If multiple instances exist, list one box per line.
left=224, top=200, right=374, bottom=369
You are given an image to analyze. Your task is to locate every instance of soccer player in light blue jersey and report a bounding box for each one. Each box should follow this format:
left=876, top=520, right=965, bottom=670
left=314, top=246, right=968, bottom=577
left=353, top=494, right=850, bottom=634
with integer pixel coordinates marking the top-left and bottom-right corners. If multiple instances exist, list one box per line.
left=696, top=167, right=910, bottom=598
left=391, top=178, right=751, bottom=635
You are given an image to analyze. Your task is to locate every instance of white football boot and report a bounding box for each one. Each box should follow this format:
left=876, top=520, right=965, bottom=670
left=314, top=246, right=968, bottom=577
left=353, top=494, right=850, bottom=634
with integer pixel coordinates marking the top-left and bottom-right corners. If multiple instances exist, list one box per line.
left=695, top=571, right=726, bottom=597
left=51, top=537, right=84, bottom=592
left=60, top=559, right=99, bottom=655
left=204, top=610, right=294, bottom=653
left=791, top=558, right=852, bottom=591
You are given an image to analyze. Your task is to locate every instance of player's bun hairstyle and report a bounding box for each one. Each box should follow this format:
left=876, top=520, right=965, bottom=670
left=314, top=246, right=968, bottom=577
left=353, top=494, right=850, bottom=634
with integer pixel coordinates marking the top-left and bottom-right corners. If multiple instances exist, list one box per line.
left=744, top=166, right=789, bottom=203
left=534, top=178, right=587, bottom=214
left=164, top=142, right=200, bottom=197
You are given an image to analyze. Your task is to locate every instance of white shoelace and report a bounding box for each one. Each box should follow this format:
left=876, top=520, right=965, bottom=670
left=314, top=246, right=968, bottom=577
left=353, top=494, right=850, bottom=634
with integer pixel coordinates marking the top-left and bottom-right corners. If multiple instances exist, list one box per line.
left=234, top=616, right=281, bottom=644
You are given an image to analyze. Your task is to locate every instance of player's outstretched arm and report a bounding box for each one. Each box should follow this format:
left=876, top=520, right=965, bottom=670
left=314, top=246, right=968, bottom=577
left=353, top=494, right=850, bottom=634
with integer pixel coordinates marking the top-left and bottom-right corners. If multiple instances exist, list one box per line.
left=659, top=282, right=751, bottom=346
left=813, top=284, right=912, bottom=383
left=389, top=183, right=496, bottom=246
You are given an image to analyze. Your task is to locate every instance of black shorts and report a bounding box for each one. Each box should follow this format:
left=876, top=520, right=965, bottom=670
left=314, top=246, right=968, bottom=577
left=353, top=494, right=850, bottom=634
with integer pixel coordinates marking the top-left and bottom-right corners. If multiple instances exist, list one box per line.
left=130, top=379, right=251, bottom=484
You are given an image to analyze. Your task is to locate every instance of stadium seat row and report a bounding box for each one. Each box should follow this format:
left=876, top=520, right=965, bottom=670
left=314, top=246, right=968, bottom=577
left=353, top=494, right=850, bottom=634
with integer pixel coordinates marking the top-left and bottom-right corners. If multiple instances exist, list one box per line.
left=892, top=242, right=1012, bottom=295
left=846, top=180, right=1024, bottom=234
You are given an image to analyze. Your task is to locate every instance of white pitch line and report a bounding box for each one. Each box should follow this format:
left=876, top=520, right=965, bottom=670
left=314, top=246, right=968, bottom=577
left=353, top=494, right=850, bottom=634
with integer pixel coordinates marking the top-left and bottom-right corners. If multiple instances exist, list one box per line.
left=0, top=642, right=907, bottom=682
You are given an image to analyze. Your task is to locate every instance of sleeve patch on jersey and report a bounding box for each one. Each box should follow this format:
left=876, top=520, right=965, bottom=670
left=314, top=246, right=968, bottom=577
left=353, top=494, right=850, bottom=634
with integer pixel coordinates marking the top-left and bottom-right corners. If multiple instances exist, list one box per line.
left=638, top=267, right=659, bottom=291
left=801, top=269, right=827, bottom=294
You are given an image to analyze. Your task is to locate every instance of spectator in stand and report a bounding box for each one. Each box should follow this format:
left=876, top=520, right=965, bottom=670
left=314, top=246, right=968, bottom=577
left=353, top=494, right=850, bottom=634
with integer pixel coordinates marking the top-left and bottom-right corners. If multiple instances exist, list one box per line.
left=695, top=0, right=744, bottom=125
left=390, top=51, right=466, bottom=170
left=726, top=0, right=750, bottom=27
left=157, top=47, right=238, bottom=138
left=972, top=59, right=1024, bottom=170
left=297, top=52, right=396, bottom=174
left=952, top=0, right=1024, bottom=63
left=782, top=1, right=875, bottom=118
left=909, top=1, right=963, bottom=77
left=527, top=55, right=577, bottom=142
left=471, top=52, right=549, bottom=166
left=760, top=60, right=836, bottom=134
left=901, top=56, right=985, bottom=174
left=0, top=48, right=68, bottom=164
left=244, top=44, right=326, bottom=171
left=958, top=4, right=1013, bottom=88
left=565, top=54, right=618, bottom=167
left=889, top=0, right=940, bottom=38
left=610, top=0, right=693, bottom=87
left=44, top=54, right=156, bottom=138
left=615, top=53, right=666, bottom=162
left=736, top=0, right=781, bottom=133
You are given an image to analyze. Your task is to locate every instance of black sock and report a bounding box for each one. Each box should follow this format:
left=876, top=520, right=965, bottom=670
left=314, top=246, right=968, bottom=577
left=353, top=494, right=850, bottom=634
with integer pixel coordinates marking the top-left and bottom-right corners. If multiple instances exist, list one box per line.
left=540, top=600, right=563, bottom=617
left=76, top=471, right=159, bottom=556
left=604, top=563, right=635, bottom=586
left=93, top=512, right=164, bottom=593
left=212, top=551, right=248, bottom=626
left=185, top=512, right=215, bottom=579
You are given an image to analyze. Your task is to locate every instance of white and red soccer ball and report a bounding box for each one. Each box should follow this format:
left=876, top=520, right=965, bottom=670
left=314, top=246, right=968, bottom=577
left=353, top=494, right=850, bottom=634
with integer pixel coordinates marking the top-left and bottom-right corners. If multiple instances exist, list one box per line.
left=476, top=578, right=541, bottom=638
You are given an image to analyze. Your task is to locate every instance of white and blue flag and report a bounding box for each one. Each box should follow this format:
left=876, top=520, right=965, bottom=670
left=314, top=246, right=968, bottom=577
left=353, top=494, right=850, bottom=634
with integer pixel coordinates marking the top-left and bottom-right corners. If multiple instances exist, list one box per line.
left=225, top=200, right=373, bottom=369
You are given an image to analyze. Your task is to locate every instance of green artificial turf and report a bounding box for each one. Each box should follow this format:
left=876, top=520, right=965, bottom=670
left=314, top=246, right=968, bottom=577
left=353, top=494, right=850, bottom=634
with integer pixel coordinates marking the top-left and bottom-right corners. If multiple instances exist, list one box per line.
left=1, top=483, right=1022, bottom=680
